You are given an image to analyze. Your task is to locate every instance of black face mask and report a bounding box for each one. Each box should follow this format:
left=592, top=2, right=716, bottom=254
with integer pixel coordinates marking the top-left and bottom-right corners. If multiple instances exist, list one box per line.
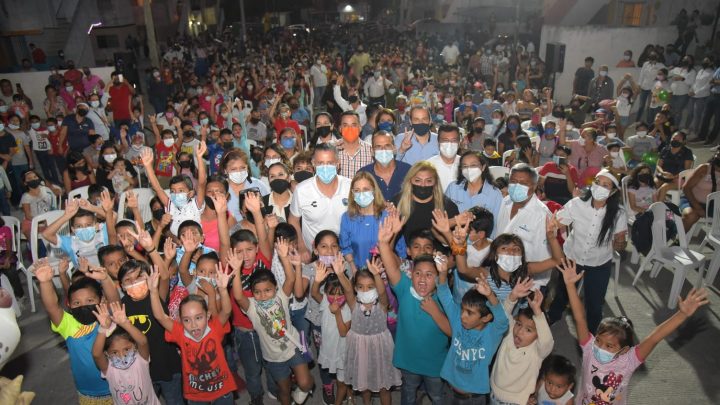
left=638, top=173, right=653, bottom=184
left=294, top=170, right=314, bottom=183
left=250, top=117, right=260, bottom=124
left=412, top=123, right=431, bottom=136
left=223, top=142, right=234, bottom=150
left=473, top=127, right=484, bottom=133
left=412, top=184, right=434, bottom=200
left=204, top=195, right=216, bottom=210
left=70, top=304, right=98, bottom=325
left=670, top=140, right=683, bottom=148
left=178, top=160, right=192, bottom=169
left=26, top=179, right=41, bottom=189
left=77, top=109, right=89, bottom=117
left=270, top=179, right=290, bottom=194
left=152, top=208, right=165, bottom=221
left=315, top=126, right=331, bottom=138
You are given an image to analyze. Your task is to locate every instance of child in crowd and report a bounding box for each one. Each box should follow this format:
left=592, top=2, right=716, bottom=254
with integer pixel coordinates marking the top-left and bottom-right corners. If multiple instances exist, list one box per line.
left=483, top=138, right=503, bottom=166
left=530, top=355, right=576, bottom=405
left=557, top=258, right=708, bottom=405
left=627, top=163, right=657, bottom=217
left=19, top=169, right=60, bottom=238
left=149, top=264, right=238, bottom=404
left=624, top=122, right=655, bottom=169
left=92, top=301, right=161, bottom=405
left=200, top=176, right=237, bottom=251
left=148, top=114, right=180, bottom=189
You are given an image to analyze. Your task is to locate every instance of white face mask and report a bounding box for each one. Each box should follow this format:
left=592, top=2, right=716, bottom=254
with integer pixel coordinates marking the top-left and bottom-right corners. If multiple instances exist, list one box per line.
left=606, top=132, right=616, bottom=139
left=163, top=138, right=175, bottom=147
left=610, top=151, right=620, bottom=158
left=566, top=124, right=574, bottom=131
left=591, top=183, right=612, bottom=201
left=497, top=254, right=522, bottom=273
left=439, top=142, right=458, bottom=158
left=228, top=170, right=248, bottom=184
left=264, top=158, right=281, bottom=168
left=104, top=154, right=117, bottom=163
left=577, top=137, right=586, bottom=146
left=356, top=288, right=378, bottom=304
left=636, top=131, right=647, bottom=137
left=462, top=167, right=482, bottom=183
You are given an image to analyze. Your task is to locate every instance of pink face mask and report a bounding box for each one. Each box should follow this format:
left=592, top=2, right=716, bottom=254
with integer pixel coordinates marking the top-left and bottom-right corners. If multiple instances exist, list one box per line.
left=327, top=295, right=346, bottom=306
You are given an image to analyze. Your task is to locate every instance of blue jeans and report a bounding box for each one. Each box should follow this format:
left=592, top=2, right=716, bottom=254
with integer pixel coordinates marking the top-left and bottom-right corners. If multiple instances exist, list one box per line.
left=313, top=86, right=326, bottom=107
left=400, top=370, right=445, bottom=405
left=230, top=327, right=277, bottom=400
left=687, top=96, right=708, bottom=134
left=700, top=94, right=720, bottom=143
left=8, top=164, right=28, bottom=206
left=548, top=259, right=612, bottom=334
left=34, top=150, right=57, bottom=184
left=635, top=89, right=651, bottom=122
left=153, top=373, right=183, bottom=405
left=187, top=392, right=233, bottom=405
left=291, top=306, right=310, bottom=349
left=669, top=94, right=690, bottom=127
left=0, top=187, right=10, bottom=216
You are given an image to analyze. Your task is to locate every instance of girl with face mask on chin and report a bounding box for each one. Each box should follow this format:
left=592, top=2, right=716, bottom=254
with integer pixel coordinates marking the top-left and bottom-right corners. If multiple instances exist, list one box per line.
left=548, top=169, right=627, bottom=333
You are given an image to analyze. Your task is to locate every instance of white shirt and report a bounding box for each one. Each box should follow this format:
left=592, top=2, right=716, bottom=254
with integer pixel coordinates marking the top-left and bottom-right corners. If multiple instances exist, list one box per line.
left=669, top=67, right=696, bottom=96
left=557, top=197, right=627, bottom=267
left=88, top=108, right=110, bottom=140
left=310, top=64, right=328, bottom=87
left=290, top=175, right=351, bottom=251
left=155, top=113, right=177, bottom=134
left=364, top=76, right=390, bottom=98
left=442, top=44, right=460, bottom=65
left=638, top=61, right=666, bottom=90
left=426, top=154, right=460, bottom=193
left=29, top=128, right=51, bottom=151
left=691, top=68, right=714, bottom=98
left=333, top=85, right=367, bottom=126
left=496, top=195, right=552, bottom=286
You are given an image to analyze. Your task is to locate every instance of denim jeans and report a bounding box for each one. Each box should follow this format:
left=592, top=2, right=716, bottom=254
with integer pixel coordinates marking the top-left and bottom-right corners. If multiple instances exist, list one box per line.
left=33, top=150, right=56, bottom=184
left=635, top=89, right=651, bottom=122
left=548, top=259, right=612, bottom=334
left=687, top=96, right=708, bottom=134
left=8, top=164, right=28, bottom=206
left=669, top=94, right=690, bottom=127
left=400, top=370, right=445, bottom=405
left=230, top=327, right=277, bottom=400
left=187, top=392, right=233, bottom=405
left=153, top=373, right=183, bottom=405
left=0, top=187, right=10, bottom=216
left=291, top=306, right=310, bottom=349
left=313, top=86, right=326, bottom=107
left=452, top=393, right=488, bottom=405
left=699, top=94, right=720, bottom=143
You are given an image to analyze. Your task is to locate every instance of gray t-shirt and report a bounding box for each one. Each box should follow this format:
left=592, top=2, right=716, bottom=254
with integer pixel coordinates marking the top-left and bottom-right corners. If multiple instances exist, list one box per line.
left=6, top=129, right=29, bottom=166
left=20, top=186, right=56, bottom=218
left=626, top=134, right=657, bottom=159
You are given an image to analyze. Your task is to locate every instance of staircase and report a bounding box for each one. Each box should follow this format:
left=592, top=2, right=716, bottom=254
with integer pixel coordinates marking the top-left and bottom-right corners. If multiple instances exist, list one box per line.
left=42, top=17, right=72, bottom=61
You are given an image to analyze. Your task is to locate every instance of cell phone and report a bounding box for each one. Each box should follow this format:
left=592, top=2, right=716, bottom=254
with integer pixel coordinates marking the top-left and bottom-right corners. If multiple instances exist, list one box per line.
left=118, top=74, right=124, bottom=82
left=558, top=157, right=567, bottom=166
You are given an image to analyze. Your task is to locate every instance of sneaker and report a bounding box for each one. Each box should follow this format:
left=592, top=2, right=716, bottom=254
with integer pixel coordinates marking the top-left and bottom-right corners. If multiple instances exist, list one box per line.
left=267, top=392, right=277, bottom=400
left=250, top=395, right=265, bottom=405
left=292, top=387, right=309, bottom=404
left=322, top=384, right=335, bottom=405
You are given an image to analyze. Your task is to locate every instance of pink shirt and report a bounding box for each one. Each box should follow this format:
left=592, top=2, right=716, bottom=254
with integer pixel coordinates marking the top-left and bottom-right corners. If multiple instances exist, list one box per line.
left=201, top=217, right=220, bottom=251
left=102, top=354, right=161, bottom=405
left=82, top=75, right=104, bottom=96
left=577, top=334, right=643, bottom=405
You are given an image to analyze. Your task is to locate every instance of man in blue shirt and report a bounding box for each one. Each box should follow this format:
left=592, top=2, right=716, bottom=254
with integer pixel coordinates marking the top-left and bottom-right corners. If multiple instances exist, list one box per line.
left=359, top=130, right=411, bottom=200
left=62, top=103, right=96, bottom=153
left=395, top=106, right=439, bottom=165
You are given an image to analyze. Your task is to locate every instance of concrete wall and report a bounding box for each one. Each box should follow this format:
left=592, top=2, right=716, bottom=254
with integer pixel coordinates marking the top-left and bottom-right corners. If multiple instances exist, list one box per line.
left=0, top=67, right=115, bottom=118
left=539, top=24, right=712, bottom=102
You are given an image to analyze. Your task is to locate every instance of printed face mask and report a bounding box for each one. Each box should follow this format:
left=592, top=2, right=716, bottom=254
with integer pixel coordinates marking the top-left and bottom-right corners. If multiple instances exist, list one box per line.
left=108, top=349, right=137, bottom=370
left=591, top=184, right=611, bottom=201
left=124, top=279, right=149, bottom=300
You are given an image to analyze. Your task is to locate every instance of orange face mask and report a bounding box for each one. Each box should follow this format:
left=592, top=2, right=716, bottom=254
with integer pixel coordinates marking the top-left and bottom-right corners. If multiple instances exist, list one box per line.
left=341, top=127, right=360, bottom=142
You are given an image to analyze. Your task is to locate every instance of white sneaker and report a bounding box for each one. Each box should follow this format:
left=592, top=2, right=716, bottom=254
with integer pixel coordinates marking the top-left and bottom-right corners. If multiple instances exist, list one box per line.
left=292, top=388, right=309, bottom=404
left=267, top=392, right=277, bottom=400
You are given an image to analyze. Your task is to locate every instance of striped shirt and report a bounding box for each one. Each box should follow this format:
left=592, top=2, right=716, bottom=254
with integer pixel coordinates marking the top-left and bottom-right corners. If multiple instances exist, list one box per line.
left=338, top=140, right=373, bottom=178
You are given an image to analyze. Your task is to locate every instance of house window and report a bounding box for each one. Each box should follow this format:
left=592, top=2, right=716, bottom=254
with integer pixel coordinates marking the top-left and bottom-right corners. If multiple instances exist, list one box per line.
left=622, top=3, right=643, bottom=26
left=96, top=35, right=120, bottom=49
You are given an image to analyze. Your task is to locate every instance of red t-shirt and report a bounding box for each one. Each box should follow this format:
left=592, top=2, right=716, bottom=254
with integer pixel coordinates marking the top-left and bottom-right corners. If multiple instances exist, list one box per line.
left=47, top=128, right=67, bottom=156
left=165, top=317, right=237, bottom=401
left=230, top=251, right=271, bottom=329
left=109, top=84, right=132, bottom=120
left=154, top=142, right=177, bottom=177
left=273, top=118, right=301, bottom=142
left=538, top=162, right=580, bottom=185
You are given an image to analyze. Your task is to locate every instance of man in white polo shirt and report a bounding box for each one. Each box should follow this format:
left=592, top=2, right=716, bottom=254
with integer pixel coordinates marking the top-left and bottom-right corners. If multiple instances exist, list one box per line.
left=426, top=123, right=461, bottom=192
left=496, top=163, right=561, bottom=287
left=289, top=143, right=351, bottom=262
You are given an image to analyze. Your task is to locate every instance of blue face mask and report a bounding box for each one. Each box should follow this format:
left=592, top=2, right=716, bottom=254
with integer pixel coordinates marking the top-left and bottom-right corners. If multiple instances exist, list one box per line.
left=256, top=296, right=276, bottom=310
left=508, top=183, right=530, bottom=203
left=544, top=128, right=556, bottom=136
left=280, top=137, right=296, bottom=149
left=170, top=192, right=189, bottom=209
left=377, top=121, right=394, bottom=132
left=353, top=191, right=374, bottom=208
left=200, top=117, right=209, bottom=126
left=108, top=349, right=137, bottom=370
left=507, top=122, right=519, bottom=131
left=316, top=164, right=337, bottom=184
left=374, top=150, right=394, bottom=166
left=592, top=344, right=617, bottom=364
left=75, top=226, right=96, bottom=242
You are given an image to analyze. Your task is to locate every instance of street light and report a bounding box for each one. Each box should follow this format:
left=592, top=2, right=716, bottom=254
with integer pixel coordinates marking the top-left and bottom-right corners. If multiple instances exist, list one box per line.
left=343, top=4, right=354, bottom=13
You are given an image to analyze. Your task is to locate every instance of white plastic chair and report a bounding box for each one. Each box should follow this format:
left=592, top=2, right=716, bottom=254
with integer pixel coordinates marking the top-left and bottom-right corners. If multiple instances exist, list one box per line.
left=29, top=210, right=71, bottom=312
left=699, top=192, right=720, bottom=286
left=501, top=149, right=514, bottom=167
left=488, top=166, right=510, bottom=181
left=1, top=216, right=28, bottom=314
left=298, top=125, right=309, bottom=146
left=68, top=185, right=90, bottom=200
left=621, top=176, right=640, bottom=264
left=117, top=188, right=158, bottom=224
left=631, top=202, right=705, bottom=308
left=666, top=168, right=694, bottom=206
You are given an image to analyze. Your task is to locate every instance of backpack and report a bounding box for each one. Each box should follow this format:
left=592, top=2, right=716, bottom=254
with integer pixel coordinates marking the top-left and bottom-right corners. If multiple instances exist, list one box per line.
left=630, top=202, right=680, bottom=255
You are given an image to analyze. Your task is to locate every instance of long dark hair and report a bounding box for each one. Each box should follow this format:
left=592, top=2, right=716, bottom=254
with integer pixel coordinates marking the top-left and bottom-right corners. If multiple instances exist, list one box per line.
left=455, top=151, right=494, bottom=190
left=486, top=233, right=528, bottom=289
left=580, top=183, right=622, bottom=246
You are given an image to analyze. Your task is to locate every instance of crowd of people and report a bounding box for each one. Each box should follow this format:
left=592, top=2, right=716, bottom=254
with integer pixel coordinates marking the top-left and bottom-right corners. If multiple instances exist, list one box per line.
left=0, top=23, right=717, bottom=405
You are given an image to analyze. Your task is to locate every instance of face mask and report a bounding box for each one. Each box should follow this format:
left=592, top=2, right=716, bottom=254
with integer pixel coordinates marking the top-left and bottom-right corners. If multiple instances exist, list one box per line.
left=624, top=54, right=631, bottom=61
left=124, top=279, right=149, bottom=300
left=152, top=207, right=165, bottom=221
left=497, top=87, right=504, bottom=93
left=7, top=124, right=19, bottom=130
left=356, top=288, right=378, bottom=304
left=577, top=137, right=586, bottom=146
left=104, top=154, right=117, bottom=164
left=599, top=71, right=608, bottom=77
left=412, top=184, right=433, bottom=200
left=412, top=123, right=431, bottom=136
left=75, top=226, right=96, bottom=242
left=462, top=167, right=482, bottom=183
left=270, top=178, right=290, bottom=194
left=0, top=106, right=7, bottom=114
left=636, top=131, right=647, bottom=137
left=492, top=118, right=501, bottom=126
left=544, top=128, right=556, bottom=136
left=280, top=137, right=296, bottom=149
left=409, top=286, right=424, bottom=301
left=178, top=160, right=192, bottom=169
left=47, top=125, right=56, bottom=132
left=377, top=122, right=394, bottom=133
left=69, top=304, right=97, bottom=325
left=196, top=275, right=217, bottom=288
left=483, top=98, right=492, bottom=105
left=294, top=170, right=314, bottom=183
left=592, top=344, right=617, bottom=364
left=388, top=88, right=397, bottom=95
left=610, top=151, right=620, bottom=158
left=374, top=71, right=381, bottom=79
left=256, top=297, right=276, bottom=310
left=508, top=183, right=530, bottom=203
left=507, top=122, right=519, bottom=131
left=327, top=295, right=346, bottom=306
left=606, top=132, right=616, bottom=139
left=341, top=127, right=360, bottom=143
left=374, top=149, right=394, bottom=166
left=26, top=179, right=41, bottom=189
left=77, top=109, right=89, bottom=117
left=90, top=100, right=100, bottom=108
left=316, top=164, right=337, bottom=184
left=497, top=254, right=522, bottom=273
left=200, top=118, right=209, bottom=126
left=31, top=122, right=40, bottom=130
left=591, top=184, right=612, bottom=201
left=170, top=192, right=189, bottom=209
left=162, top=138, right=176, bottom=148
left=132, top=144, right=143, bottom=151
left=473, top=127, right=484, bottom=134
left=247, top=85, right=254, bottom=90
left=439, top=142, right=458, bottom=158
left=353, top=191, right=374, bottom=208
left=318, top=255, right=335, bottom=266
left=670, top=140, right=683, bottom=148
left=621, top=93, right=630, bottom=99
left=228, top=170, right=248, bottom=184
left=65, top=86, right=74, bottom=93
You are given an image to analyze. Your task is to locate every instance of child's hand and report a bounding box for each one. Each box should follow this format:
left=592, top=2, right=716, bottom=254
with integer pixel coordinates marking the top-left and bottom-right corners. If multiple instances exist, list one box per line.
left=331, top=253, right=345, bottom=274
left=149, top=114, right=157, bottom=124
left=160, top=212, right=173, bottom=227
left=195, top=141, right=207, bottom=158
left=557, top=258, right=583, bottom=286
left=288, top=248, right=301, bottom=266
left=64, top=198, right=80, bottom=217
left=86, top=266, right=109, bottom=282
left=433, top=253, right=448, bottom=274
left=163, top=238, right=177, bottom=260
left=210, top=193, right=227, bottom=213
left=509, top=277, right=534, bottom=301
left=266, top=214, right=279, bottom=229
left=452, top=214, right=471, bottom=244
left=314, top=262, right=330, bottom=283
left=197, top=278, right=214, bottom=295
left=420, top=296, right=441, bottom=317
left=100, top=189, right=113, bottom=212
left=377, top=216, right=394, bottom=244
left=58, top=256, right=69, bottom=276
left=32, top=260, right=54, bottom=283
left=275, top=236, right=289, bottom=258
left=147, top=265, right=160, bottom=290
left=678, top=288, right=709, bottom=318
left=180, top=232, right=199, bottom=253
left=215, top=262, right=236, bottom=289
left=129, top=228, right=154, bottom=252
left=546, top=213, right=560, bottom=236
left=366, top=257, right=384, bottom=276
left=329, top=301, right=341, bottom=314
left=140, top=147, right=154, bottom=168
left=126, top=189, right=138, bottom=209
left=93, top=303, right=112, bottom=329
left=109, top=302, right=129, bottom=326
left=244, top=192, right=262, bottom=214
left=226, top=248, right=243, bottom=271
left=431, top=209, right=450, bottom=235
left=528, top=289, right=544, bottom=314
left=475, top=277, right=493, bottom=297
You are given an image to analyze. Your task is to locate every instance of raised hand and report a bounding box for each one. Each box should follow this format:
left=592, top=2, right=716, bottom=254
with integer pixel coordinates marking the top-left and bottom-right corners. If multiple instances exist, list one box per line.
left=314, top=262, right=330, bottom=283
left=546, top=213, right=560, bottom=236
left=140, top=147, right=154, bottom=168
left=399, top=129, right=414, bottom=152
left=196, top=141, right=207, bottom=158
left=420, top=296, right=441, bottom=317
left=288, top=247, right=301, bottom=266
left=331, top=252, right=345, bottom=274
left=265, top=214, right=279, bottom=229
left=226, top=248, right=243, bottom=271
left=86, top=266, right=109, bottom=281
left=100, top=190, right=113, bottom=213
left=475, top=277, right=493, bottom=297
left=126, top=190, right=138, bottom=209
left=149, top=114, right=157, bottom=124
left=377, top=216, right=394, bottom=244
left=366, top=256, right=384, bottom=276
left=128, top=228, right=154, bottom=252
left=678, top=288, right=709, bottom=318
left=64, top=198, right=80, bottom=217
left=58, top=256, right=69, bottom=276
left=244, top=192, right=262, bottom=214
left=509, top=277, right=534, bottom=301
left=557, top=258, right=583, bottom=285
left=528, top=288, right=544, bottom=314
left=147, top=265, right=160, bottom=290
left=434, top=252, right=448, bottom=274
left=329, top=300, right=341, bottom=314
left=180, top=232, right=199, bottom=253
left=275, top=236, right=289, bottom=258
left=431, top=209, right=450, bottom=235
left=93, top=303, right=112, bottom=329
left=215, top=262, right=235, bottom=289
left=163, top=238, right=177, bottom=260
left=160, top=212, right=173, bottom=227
left=209, top=193, right=227, bottom=213
left=109, top=301, right=129, bottom=326
left=32, top=261, right=54, bottom=283
left=452, top=214, right=471, bottom=244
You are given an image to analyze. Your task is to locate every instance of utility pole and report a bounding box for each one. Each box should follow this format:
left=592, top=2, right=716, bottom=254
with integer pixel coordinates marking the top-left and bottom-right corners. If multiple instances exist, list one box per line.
left=239, top=0, right=247, bottom=42
left=143, top=0, right=160, bottom=67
